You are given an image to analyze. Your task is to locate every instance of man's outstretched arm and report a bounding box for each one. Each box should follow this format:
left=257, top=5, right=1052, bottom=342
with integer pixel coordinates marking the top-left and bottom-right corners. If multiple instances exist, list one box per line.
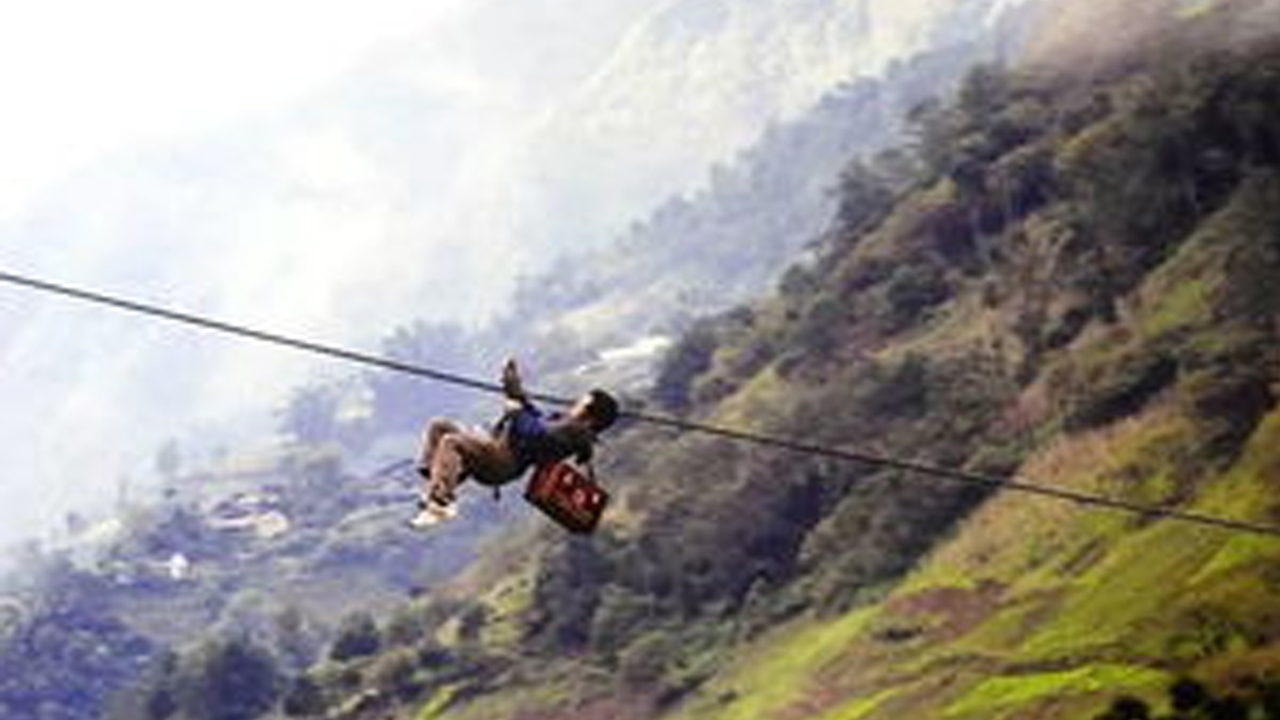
left=501, top=358, right=530, bottom=409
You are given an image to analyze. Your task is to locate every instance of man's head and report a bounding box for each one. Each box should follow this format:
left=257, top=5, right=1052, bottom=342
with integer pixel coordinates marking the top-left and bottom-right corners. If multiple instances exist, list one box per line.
left=572, top=388, right=619, bottom=433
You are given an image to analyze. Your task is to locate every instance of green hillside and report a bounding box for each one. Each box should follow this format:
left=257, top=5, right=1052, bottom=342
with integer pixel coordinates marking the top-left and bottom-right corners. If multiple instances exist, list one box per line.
left=107, top=3, right=1280, bottom=720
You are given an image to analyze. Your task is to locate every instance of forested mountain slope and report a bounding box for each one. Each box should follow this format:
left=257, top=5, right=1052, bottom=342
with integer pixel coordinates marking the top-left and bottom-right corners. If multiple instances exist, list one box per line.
left=214, top=3, right=1280, bottom=719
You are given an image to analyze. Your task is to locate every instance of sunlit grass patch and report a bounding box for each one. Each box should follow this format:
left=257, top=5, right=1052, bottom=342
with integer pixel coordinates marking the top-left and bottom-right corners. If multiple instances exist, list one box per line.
left=669, top=608, right=877, bottom=720
left=900, top=404, right=1185, bottom=596
left=944, top=664, right=1168, bottom=719
left=707, top=365, right=792, bottom=431
left=813, top=687, right=899, bottom=720
left=1194, top=411, right=1280, bottom=525
left=1019, top=521, right=1224, bottom=658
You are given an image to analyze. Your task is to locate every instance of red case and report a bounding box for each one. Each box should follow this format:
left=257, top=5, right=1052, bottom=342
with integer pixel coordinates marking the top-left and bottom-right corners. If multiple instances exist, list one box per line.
left=524, top=461, right=609, bottom=534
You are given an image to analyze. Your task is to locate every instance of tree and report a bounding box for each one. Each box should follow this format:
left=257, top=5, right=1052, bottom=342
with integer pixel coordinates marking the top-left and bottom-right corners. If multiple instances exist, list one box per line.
left=281, top=675, right=325, bottom=717
left=272, top=607, right=318, bottom=673
left=618, top=631, right=676, bottom=688
left=652, top=320, right=720, bottom=412
left=957, top=63, right=1010, bottom=128
left=1169, top=678, right=1208, bottom=713
left=832, top=159, right=895, bottom=239
left=280, top=385, right=340, bottom=445
left=370, top=649, right=422, bottom=701
left=175, top=638, right=281, bottom=720
left=908, top=97, right=962, bottom=180
left=526, top=539, right=611, bottom=651
left=1094, top=695, right=1150, bottom=720
left=330, top=612, right=381, bottom=661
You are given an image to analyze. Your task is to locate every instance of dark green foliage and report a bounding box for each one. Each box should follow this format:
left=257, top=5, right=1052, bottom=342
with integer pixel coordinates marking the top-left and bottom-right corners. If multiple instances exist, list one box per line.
left=1095, top=677, right=1280, bottom=720
left=281, top=675, right=325, bottom=717
left=1205, top=696, right=1251, bottom=720
left=330, top=612, right=381, bottom=661
left=124, top=652, right=182, bottom=720
left=370, top=649, right=423, bottom=701
left=832, top=157, right=902, bottom=239
left=618, top=631, right=677, bottom=688
left=526, top=538, right=613, bottom=651
left=1044, top=305, right=1091, bottom=350
left=123, top=638, right=281, bottom=720
left=1054, top=53, right=1280, bottom=315
left=272, top=607, right=319, bottom=673
left=653, top=308, right=780, bottom=413
left=1181, top=359, right=1275, bottom=458
left=861, top=354, right=931, bottom=420
left=653, top=320, right=721, bottom=412
left=590, top=587, right=659, bottom=654
left=456, top=602, right=489, bottom=644
left=1094, top=695, right=1151, bottom=720
left=384, top=604, right=435, bottom=648
left=910, top=63, right=1049, bottom=203
left=1064, top=352, right=1180, bottom=432
left=787, top=293, right=851, bottom=356
left=885, top=261, right=952, bottom=328
left=0, top=559, right=155, bottom=720
left=179, top=638, right=281, bottom=720
left=1264, top=688, right=1280, bottom=720
left=989, top=143, right=1056, bottom=222
left=1171, top=678, right=1210, bottom=713
left=146, top=684, right=178, bottom=720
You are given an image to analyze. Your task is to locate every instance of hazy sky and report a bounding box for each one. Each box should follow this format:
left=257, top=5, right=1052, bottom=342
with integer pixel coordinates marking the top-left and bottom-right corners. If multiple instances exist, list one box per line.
left=0, top=1, right=470, bottom=218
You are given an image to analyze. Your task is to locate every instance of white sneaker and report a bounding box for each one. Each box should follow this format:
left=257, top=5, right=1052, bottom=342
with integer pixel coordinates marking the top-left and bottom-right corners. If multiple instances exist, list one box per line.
left=408, top=500, right=457, bottom=530
left=408, top=508, right=440, bottom=530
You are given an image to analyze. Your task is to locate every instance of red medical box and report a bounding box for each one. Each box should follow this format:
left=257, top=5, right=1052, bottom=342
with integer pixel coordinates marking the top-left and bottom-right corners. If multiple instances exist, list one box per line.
left=525, top=461, right=609, bottom=534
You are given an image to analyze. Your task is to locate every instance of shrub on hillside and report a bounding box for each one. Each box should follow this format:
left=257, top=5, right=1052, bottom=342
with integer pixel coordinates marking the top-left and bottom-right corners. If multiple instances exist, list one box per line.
left=330, top=612, right=381, bottom=662
left=1063, top=351, right=1179, bottom=431
left=653, top=319, right=721, bottom=412
left=125, top=638, right=281, bottom=720
left=618, top=631, right=675, bottom=688
left=1094, top=676, right=1280, bottom=720
left=281, top=675, right=325, bottom=717
left=369, top=648, right=422, bottom=701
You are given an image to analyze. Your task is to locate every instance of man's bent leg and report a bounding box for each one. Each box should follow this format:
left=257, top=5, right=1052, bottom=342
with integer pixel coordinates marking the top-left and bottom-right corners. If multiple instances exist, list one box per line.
left=420, top=418, right=463, bottom=471
left=418, top=419, right=462, bottom=501
left=428, top=431, right=517, bottom=504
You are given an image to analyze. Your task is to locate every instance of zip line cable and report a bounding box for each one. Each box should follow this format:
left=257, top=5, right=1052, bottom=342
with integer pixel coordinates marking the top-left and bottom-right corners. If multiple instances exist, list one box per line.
left=3, top=268, right=1279, bottom=539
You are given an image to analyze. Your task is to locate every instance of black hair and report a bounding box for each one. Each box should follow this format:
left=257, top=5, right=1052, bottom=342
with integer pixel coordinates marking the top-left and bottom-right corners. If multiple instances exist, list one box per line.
left=586, top=389, right=619, bottom=432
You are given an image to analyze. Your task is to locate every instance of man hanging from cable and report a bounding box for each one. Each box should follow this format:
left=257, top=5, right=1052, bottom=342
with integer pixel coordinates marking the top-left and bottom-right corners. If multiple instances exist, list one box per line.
left=410, top=357, right=620, bottom=528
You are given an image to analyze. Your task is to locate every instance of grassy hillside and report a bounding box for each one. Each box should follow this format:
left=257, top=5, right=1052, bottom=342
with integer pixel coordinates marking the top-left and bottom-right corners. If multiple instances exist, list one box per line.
left=664, top=181, right=1280, bottom=720
left=645, top=17, right=1280, bottom=718
left=107, top=2, right=1280, bottom=720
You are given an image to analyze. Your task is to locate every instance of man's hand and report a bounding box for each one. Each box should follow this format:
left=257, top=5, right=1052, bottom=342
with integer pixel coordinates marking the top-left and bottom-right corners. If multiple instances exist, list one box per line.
left=501, top=357, right=525, bottom=400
